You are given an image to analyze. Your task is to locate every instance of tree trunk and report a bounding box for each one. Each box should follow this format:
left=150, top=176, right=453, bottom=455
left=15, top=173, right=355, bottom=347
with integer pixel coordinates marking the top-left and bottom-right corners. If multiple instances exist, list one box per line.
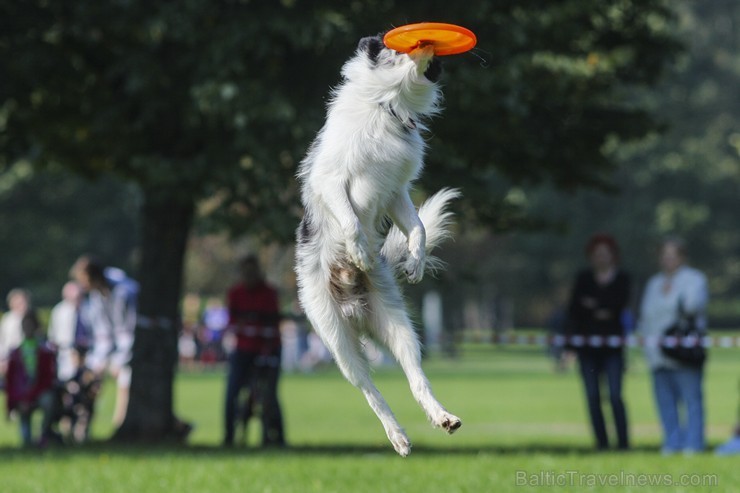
left=112, top=187, right=194, bottom=442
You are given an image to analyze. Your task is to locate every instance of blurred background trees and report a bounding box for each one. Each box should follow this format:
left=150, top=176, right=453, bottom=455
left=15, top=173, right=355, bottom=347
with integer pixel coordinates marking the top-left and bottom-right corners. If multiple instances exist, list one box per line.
left=2, top=0, right=684, bottom=307
left=450, top=0, right=740, bottom=328
left=2, top=0, right=737, bottom=324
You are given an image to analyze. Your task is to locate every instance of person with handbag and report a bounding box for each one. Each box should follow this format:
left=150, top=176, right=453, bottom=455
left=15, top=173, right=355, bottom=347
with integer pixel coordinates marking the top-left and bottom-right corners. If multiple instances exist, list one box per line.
left=638, top=237, right=709, bottom=454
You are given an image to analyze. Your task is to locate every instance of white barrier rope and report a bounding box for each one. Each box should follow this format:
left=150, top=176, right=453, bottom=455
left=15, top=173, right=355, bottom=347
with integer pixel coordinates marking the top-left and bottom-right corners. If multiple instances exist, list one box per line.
left=137, top=316, right=280, bottom=338
left=492, top=333, right=740, bottom=348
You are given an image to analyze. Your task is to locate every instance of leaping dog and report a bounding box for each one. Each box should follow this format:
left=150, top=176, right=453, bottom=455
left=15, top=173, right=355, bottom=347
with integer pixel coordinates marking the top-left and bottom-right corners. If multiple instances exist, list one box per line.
left=295, top=34, right=461, bottom=456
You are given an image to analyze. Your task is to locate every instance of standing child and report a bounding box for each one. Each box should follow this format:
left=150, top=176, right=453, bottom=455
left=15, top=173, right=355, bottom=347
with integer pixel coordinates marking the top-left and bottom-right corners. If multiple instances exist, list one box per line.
left=5, top=311, right=57, bottom=446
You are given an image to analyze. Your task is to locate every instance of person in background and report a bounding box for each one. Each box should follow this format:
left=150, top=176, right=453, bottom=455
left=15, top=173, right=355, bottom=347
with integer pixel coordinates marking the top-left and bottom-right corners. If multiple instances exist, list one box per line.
left=567, top=233, right=631, bottom=451
left=178, top=325, right=198, bottom=370
left=5, top=311, right=57, bottom=446
left=0, top=289, right=32, bottom=378
left=639, top=237, right=708, bottom=455
left=70, top=255, right=138, bottom=427
left=48, top=281, right=92, bottom=382
left=223, top=255, right=285, bottom=447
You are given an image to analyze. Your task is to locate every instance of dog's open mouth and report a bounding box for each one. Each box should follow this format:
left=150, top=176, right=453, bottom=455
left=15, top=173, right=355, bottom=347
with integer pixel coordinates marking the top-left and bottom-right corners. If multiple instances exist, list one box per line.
left=409, top=43, right=435, bottom=59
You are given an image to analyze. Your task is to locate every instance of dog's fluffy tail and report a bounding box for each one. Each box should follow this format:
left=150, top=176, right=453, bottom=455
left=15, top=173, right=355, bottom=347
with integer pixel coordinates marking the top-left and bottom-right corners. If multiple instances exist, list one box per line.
left=381, top=188, right=460, bottom=279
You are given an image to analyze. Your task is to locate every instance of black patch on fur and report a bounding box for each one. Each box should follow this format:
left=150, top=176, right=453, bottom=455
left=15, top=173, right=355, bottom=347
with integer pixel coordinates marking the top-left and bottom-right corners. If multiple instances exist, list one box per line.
left=358, top=35, right=383, bottom=64
left=297, top=215, right=314, bottom=245
left=378, top=215, right=393, bottom=236
left=424, top=57, right=442, bottom=82
left=387, top=106, right=416, bottom=132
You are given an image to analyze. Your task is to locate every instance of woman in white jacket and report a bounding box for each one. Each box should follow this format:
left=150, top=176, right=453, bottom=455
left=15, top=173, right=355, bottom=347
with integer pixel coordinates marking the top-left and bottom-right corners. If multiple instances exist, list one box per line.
left=71, top=256, right=138, bottom=428
left=639, top=237, right=708, bottom=454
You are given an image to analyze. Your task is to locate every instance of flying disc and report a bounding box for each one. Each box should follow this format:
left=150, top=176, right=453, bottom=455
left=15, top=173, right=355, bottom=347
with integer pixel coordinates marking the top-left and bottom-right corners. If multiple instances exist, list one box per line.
left=383, top=22, right=477, bottom=56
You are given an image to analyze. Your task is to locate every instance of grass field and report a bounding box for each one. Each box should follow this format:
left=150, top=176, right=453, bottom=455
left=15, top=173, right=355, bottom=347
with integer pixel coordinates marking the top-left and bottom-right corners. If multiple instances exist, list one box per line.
left=0, top=343, right=737, bottom=492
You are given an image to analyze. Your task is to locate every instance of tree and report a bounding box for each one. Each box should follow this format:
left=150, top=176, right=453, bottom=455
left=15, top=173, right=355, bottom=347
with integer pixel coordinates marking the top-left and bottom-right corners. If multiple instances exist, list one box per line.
left=0, top=164, right=139, bottom=305
left=458, top=0, right=740, bottom=328
left=0, top=0, right=679, bottom=440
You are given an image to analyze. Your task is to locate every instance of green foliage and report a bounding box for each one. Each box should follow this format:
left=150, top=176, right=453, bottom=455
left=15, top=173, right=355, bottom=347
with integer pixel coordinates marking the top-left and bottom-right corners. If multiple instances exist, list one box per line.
left=1, top=0, right=680, bottom=238
left=0, top=0, right=682, bottom=311
left=461, top=0, right=740, bottom=325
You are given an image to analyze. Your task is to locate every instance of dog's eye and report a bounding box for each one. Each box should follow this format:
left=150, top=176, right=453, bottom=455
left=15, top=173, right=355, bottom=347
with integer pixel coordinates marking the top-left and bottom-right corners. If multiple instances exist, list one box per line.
left=358, top=36, right=383, bottom=64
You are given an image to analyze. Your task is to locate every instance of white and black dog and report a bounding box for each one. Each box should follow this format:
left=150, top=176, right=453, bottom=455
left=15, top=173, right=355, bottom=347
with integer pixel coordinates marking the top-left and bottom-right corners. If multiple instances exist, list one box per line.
left=295, top=34, right=461, bottom=456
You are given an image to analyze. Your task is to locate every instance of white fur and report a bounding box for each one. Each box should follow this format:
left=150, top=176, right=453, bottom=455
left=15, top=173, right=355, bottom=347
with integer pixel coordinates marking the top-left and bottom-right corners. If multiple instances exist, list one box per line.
left=295, top=39, right=461, bottom=456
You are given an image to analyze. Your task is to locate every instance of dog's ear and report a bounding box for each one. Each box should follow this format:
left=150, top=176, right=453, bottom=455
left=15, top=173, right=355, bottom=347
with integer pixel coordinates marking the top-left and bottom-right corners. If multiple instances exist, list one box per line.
left=424, top=57, right=443, bottom=82
left=358, top=35, right=384, bottom=64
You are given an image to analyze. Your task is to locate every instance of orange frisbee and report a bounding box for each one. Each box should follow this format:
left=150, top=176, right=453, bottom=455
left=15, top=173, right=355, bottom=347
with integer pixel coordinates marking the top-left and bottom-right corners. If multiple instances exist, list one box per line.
left=383, top=22, right=477, bottom=56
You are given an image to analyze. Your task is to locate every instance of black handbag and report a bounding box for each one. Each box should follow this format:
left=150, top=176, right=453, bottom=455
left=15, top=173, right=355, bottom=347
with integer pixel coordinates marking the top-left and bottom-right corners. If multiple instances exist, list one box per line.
left=660, top=299, right=707, bottom=368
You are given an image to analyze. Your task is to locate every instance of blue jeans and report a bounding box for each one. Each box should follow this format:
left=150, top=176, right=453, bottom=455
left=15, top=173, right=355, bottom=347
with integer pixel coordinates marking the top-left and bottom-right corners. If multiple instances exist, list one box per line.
left=577, top=349, right=629, bottom=449
left=18, top=391, right=55, bottom=446
left=652, top=367, right=705, bottom=452
left=224, top=351, right=257, bottom=444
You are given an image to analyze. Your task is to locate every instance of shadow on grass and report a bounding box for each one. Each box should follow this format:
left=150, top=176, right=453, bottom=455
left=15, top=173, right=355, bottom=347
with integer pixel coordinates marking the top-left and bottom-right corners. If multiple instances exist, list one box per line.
left=0, top=441, right=661, bottom=458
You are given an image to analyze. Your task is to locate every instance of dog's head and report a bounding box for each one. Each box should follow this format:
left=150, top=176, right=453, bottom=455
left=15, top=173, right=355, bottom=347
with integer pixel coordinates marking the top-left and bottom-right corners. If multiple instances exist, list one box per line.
left=340, top=34, right=442, bottom=117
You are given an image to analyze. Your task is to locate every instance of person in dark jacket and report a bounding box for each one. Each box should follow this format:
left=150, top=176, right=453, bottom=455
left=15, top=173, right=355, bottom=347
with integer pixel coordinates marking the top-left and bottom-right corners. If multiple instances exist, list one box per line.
left=567, top=233, right=631, bottom=450
left=5, top=311, right=57, bottom=446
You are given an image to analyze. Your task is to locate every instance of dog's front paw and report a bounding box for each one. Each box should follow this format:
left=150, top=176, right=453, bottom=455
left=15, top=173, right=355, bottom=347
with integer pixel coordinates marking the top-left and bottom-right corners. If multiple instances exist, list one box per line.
left=346, top=234, right=372, bottom=272
left=404, top=254, right=425, bottom=284
left=387, top=428, right=412, bottom=457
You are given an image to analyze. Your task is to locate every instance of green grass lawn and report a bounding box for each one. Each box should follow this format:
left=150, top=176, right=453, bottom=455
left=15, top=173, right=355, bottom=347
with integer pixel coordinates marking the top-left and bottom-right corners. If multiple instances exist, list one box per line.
left=0, top=344, right=737, bottom=492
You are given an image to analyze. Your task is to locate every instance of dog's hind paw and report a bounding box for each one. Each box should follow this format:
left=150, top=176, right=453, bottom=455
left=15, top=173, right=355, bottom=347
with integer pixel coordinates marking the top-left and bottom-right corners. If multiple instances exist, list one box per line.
left=435, top=413, right=462, bottom=434
left=388, top=429, right=412, bottom=457
left=346, top=237, right=372, bottom=272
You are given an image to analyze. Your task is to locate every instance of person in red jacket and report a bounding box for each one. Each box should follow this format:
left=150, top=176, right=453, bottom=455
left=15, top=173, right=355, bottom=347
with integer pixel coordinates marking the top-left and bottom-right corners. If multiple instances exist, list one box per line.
left=223, top=255, right=284, bottom=447
left=5, top=311, right=57, bottom=446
